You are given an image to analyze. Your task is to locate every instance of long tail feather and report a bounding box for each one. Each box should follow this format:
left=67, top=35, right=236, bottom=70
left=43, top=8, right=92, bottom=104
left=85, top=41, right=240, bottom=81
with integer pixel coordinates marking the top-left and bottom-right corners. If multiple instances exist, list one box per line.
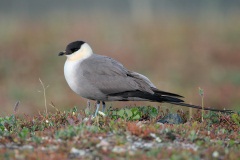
left=168, top=102, right=233, bottom=113
left=108, top=90, right=233, bottom=113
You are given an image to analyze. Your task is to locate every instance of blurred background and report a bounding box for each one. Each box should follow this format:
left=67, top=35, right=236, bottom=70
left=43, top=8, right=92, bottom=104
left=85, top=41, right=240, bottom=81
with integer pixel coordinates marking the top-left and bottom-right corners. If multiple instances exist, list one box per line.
left=0, top=0, right=240, bottom=115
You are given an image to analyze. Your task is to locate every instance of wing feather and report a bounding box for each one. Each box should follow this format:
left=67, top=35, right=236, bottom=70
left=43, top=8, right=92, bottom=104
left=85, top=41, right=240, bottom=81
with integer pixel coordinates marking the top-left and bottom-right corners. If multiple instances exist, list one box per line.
left=80, top=54, right=154, bottom=95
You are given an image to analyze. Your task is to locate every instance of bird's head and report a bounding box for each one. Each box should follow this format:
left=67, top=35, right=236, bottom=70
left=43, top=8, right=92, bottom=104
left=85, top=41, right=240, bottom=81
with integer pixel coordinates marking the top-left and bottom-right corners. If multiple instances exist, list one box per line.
left=59, top=41, right=93, bottom=61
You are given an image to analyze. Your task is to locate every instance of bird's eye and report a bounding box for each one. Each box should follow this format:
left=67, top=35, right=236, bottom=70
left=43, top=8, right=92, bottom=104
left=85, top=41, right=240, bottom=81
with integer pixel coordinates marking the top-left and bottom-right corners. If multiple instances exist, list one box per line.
left=71, top=48, right=79, bottom=52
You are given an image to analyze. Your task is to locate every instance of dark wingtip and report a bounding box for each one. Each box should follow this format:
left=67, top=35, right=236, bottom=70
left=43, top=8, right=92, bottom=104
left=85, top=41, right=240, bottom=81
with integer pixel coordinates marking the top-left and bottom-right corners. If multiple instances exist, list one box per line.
left=151, top=87, right=184, bottom=98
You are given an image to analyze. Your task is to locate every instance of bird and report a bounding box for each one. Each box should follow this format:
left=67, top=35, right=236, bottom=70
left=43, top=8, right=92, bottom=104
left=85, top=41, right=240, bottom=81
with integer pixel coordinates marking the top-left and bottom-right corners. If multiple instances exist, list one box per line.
left=59, top=40, right=232, bottom=116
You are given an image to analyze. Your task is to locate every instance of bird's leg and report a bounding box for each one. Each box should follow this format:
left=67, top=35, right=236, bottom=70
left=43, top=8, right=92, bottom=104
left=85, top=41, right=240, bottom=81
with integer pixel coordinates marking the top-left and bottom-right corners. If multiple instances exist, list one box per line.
left=87, top=100, right=91, bottom=109
left=102, top=101, right=106, bottom=112
left=94, top=101, right=100, bottom=117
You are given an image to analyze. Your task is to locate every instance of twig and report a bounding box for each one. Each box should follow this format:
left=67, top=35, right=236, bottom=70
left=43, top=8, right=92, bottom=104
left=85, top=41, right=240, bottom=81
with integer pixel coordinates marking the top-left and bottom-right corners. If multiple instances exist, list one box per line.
left=198, top=87, right=204, bottom=122
left=39, top=78, right=49, bottom=115
left=14, top=101, right=20, bottom=114
left=87, top=100, right=91, bottom=113
left=201, top=96, right=204, bottom=122
left=189, top=102, right=193, bottom=120
left=49, top=101, right=59, bottom=112
left=38, top=110, right=43, bottom=117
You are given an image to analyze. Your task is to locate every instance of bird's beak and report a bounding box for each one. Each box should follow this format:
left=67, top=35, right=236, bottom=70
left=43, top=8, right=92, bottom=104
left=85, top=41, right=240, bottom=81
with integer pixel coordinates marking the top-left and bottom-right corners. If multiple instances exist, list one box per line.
left=58, top=51, right=66, bottom=56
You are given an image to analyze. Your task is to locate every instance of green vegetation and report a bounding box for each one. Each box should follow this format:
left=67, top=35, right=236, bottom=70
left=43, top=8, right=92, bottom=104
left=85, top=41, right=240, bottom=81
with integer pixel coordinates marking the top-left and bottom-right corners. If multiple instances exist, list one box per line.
left=0, top=106, right=239, bottom=159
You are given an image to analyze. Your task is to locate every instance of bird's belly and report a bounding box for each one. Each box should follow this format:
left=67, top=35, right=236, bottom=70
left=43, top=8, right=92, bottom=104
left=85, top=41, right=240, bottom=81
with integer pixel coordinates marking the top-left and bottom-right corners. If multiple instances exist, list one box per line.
left=64, top=61, right=106, bottom=101
left=64, top=70, right=81, bottom=95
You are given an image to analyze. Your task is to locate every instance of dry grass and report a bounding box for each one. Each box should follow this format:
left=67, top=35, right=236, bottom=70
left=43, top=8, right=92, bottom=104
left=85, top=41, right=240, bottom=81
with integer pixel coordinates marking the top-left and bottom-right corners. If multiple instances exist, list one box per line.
left=0, top=106, right=239, bottom=159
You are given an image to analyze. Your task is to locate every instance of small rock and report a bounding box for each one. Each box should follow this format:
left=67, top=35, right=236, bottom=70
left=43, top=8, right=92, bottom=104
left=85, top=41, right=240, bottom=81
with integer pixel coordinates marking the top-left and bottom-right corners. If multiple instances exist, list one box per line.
left=173, top=141, right=198, bottom=151
left=96, top=139, right=109, bottom=148
left=83, top=117, right=89, bottom=122
left=48, top=145, right=59, bottom=151
left=158, top=113, right=183, bottom=124
left=6, top=143, right=18, bottom=149
left=112, top=146, right=126, bottom=153
left=98, top=111, right=106, bottom=117
left=70, top=147, right=85, bottom=157
left=41, top=136, right=49, bottom=140
left=143, top=142, right=153, bottom=149
left=150, top=133, right=162, bottom=143
left=136, top=121, right=144, bottom=128
left=21, top=145, right=33, bottom=150
left=133, top=141, right=143, bottom=148
left=212, top=151, right=219, bottom=158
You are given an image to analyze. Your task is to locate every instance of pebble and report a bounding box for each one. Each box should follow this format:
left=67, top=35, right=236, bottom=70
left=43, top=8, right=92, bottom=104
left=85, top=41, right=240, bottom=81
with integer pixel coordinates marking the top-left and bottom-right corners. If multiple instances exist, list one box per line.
left=70, top=147, right=85, bottom=156
left=96, top=139, right=110, bottom=148
left=212, top=151, right=219, bottom=158
left=112, top=146, right=126, bottom=153
left=158, top=113, right=184, bottom=124
left=21, top=145, right=33, bottom=150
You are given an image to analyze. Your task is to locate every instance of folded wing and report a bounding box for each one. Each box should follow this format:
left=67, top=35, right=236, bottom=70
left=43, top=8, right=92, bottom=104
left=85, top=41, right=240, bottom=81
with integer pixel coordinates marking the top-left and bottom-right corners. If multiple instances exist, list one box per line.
left=80, top=54, right=183, bottom=102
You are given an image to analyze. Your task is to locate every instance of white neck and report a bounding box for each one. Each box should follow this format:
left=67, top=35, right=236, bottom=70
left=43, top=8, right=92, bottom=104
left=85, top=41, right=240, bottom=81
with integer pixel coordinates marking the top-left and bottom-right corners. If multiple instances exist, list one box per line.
left=66, top=43, right=93, bottom=61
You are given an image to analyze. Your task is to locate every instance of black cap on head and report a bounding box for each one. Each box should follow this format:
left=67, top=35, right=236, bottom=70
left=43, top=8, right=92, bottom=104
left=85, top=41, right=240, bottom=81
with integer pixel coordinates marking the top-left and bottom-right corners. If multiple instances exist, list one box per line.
left=66, top=41, right=85, bottom=55
left=59, top=41, right=85, bottom=56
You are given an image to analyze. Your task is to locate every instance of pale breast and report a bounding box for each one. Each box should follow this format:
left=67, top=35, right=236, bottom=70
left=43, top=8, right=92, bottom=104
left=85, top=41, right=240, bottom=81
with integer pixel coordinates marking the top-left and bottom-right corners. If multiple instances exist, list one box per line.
left=64, top=59, right=107, bottom=100
left=64, top=60, right=81, bottom=94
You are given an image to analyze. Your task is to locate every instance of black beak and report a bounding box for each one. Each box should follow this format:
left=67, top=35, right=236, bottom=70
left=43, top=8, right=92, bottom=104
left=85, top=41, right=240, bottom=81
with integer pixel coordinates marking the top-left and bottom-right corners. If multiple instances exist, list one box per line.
left=58, top=51, right=66, bottom=56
